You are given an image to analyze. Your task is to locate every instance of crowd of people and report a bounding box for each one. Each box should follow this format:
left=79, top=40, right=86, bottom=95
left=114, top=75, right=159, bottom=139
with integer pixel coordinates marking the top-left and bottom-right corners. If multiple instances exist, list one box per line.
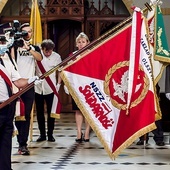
left=0, top=22, right=93, bottom=170
left=0, top=22, right=169, bottom=170
left=0, top=23, right=42, bottom=170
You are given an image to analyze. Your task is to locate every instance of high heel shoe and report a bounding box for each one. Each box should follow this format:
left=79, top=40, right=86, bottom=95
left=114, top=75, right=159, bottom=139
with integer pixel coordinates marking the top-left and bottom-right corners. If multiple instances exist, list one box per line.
left=75, top=138, right=82, bottom=142
left=75, top=133, right=83, bottom=143
left=83, top=138, right=90, bottom=142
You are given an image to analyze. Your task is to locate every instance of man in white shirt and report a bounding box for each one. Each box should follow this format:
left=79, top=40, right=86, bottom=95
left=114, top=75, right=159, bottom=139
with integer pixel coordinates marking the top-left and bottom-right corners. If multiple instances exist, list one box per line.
left=12, top=23, right=42, bottom=155
left=35, top=39, right=62, bottom=142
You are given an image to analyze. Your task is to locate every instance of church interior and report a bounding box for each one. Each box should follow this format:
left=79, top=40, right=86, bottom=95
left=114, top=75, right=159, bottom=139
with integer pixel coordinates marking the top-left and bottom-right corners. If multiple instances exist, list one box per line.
left=1, top=0, right=170, bottom=170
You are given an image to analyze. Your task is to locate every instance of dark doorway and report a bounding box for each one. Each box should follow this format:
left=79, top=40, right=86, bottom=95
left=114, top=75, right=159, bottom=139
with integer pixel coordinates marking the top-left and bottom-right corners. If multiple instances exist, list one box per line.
left=47, top=19, right=82, bottom=112
left=48, top=19, right=82, bottom=60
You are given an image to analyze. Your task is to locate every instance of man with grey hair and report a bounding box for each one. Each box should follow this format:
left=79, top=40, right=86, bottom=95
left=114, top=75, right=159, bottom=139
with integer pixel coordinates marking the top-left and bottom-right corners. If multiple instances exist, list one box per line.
left=35, top=39, right=62, bottom=142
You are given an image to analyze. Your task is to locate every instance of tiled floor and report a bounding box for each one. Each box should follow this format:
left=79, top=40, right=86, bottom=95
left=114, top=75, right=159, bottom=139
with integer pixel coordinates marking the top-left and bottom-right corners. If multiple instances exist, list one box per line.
left=12, top=112, right=170, bottom=170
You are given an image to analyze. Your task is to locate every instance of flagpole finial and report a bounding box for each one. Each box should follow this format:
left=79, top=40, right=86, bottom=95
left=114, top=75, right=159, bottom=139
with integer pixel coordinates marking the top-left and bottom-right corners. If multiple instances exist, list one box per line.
left=157, top=0, right=163, bottom=6
left=150, top=0, right=163, bottom=6
left=145, top=2, right=152, bottom=11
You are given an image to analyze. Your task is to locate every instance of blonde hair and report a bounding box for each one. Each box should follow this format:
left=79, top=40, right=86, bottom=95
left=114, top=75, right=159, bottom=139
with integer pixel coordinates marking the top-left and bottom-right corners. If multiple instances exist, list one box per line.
left=76, top=32, right=89, bottom=43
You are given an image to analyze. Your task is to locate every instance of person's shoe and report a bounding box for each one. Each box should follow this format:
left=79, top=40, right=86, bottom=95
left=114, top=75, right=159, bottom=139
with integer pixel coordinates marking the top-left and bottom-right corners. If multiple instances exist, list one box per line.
left=136, top=140, right=148, bottom=145
left=156, top=141, right=165, bottom=146
left=75, top=133, right=83, bottom=143
left=75, top=138, right=83, bottom=143
left=36, top=136, right=46, bottom=142
left=18, top=146, right=30, bottom=155
left=83, top=138, right=90, bottom=142
left=48, top=136, right=55, bottom=142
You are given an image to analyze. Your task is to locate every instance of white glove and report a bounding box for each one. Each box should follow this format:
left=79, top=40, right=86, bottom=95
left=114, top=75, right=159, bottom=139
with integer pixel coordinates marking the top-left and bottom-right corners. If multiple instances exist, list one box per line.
left=28, top=76, right=43, bottom=85
left=56, top=83, right=61, bottom=92
left=64, top=85, right=69, bottom=95
left=34, top=79, right=43, bottom=85
left=166, top=93, right=170, bottom=100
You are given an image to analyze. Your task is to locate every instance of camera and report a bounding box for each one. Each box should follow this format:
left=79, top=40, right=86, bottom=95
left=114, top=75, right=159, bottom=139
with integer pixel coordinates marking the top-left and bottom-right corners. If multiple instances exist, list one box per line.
left=0, top=20, right=28, bottom=48
left=12, top=20, right=28, bottom=47
left=0, top=36, right=6, bottom=42
left=0, top=22, right=12, bottom=42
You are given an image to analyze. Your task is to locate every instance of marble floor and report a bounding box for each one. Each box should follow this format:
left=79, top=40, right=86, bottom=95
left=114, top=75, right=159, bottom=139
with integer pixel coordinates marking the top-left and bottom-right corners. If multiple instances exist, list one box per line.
left=12, top=112, right=170, bottom=170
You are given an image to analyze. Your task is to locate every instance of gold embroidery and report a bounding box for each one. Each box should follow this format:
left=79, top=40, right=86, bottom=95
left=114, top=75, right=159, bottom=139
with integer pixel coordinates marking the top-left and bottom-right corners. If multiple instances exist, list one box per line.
left=104, top=61, right=149, bottom=110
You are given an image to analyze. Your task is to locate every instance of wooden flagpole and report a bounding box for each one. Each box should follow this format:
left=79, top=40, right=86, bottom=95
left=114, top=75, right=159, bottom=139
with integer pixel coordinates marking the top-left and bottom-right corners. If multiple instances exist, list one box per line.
left=29, top=102, right=35, bottom=142
left=29, top=0, right=37, bottom=142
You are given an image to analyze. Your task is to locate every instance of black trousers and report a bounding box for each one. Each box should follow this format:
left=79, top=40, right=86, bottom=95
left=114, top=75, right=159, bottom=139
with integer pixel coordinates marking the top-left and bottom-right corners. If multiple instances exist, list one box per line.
left=35, top=92, right=55, bottom=137
left=0, top=102, right=16, bottom=170
left=15, top=87, right=35, bottom=147
left=139, top=120, right=164, bottom=142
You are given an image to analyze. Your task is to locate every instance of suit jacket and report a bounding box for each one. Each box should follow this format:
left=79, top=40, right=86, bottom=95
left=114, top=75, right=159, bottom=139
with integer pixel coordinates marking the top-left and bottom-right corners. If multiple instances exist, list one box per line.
left=165, top=65, right=170, bottom=93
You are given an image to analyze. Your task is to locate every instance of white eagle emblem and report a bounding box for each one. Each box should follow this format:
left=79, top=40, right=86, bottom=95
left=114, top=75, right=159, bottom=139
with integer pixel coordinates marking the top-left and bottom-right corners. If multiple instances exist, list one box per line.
left=112, top=70, right=142, bottom=102
left=149, top=18, right=154, bottom=44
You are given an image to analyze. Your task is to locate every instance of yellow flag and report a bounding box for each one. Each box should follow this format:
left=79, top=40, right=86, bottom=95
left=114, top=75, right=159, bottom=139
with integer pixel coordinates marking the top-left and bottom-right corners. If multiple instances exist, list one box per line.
left=30, top=0, right=42, bottom=46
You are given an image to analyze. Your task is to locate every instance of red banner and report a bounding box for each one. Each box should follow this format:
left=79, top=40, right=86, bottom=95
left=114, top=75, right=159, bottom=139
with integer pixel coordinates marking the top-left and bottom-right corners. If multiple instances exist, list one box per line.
left=61, top=8, right=156, bottom=159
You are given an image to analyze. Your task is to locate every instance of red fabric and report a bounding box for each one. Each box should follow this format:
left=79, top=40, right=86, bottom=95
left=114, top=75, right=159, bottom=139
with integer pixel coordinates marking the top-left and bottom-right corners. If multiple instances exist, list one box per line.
left=19, top=98, right=25, bottom=117
left=66, top=27, right=132, bottom=79
left=37, top=61, right=61, bottom=114
left=130, top=10, right=142, bottom=106
left=63, top=10, right=156, bottom=156
left=0, top=69, right=12, bottom=87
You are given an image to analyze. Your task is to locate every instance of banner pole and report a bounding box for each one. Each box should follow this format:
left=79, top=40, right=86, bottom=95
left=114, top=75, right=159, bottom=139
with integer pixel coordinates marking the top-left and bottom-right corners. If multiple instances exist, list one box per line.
left=29, top=102, right=35, bottom=142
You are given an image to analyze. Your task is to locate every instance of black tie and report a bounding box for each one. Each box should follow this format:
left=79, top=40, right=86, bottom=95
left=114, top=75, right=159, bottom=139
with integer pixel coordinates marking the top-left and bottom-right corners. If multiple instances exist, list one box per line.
left=0, top=57, right=13, bottom=97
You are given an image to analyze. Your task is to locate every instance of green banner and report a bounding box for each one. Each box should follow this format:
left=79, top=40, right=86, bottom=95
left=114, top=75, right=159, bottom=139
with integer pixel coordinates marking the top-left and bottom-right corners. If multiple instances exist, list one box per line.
left=154, top=5, right=170, bottom=62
